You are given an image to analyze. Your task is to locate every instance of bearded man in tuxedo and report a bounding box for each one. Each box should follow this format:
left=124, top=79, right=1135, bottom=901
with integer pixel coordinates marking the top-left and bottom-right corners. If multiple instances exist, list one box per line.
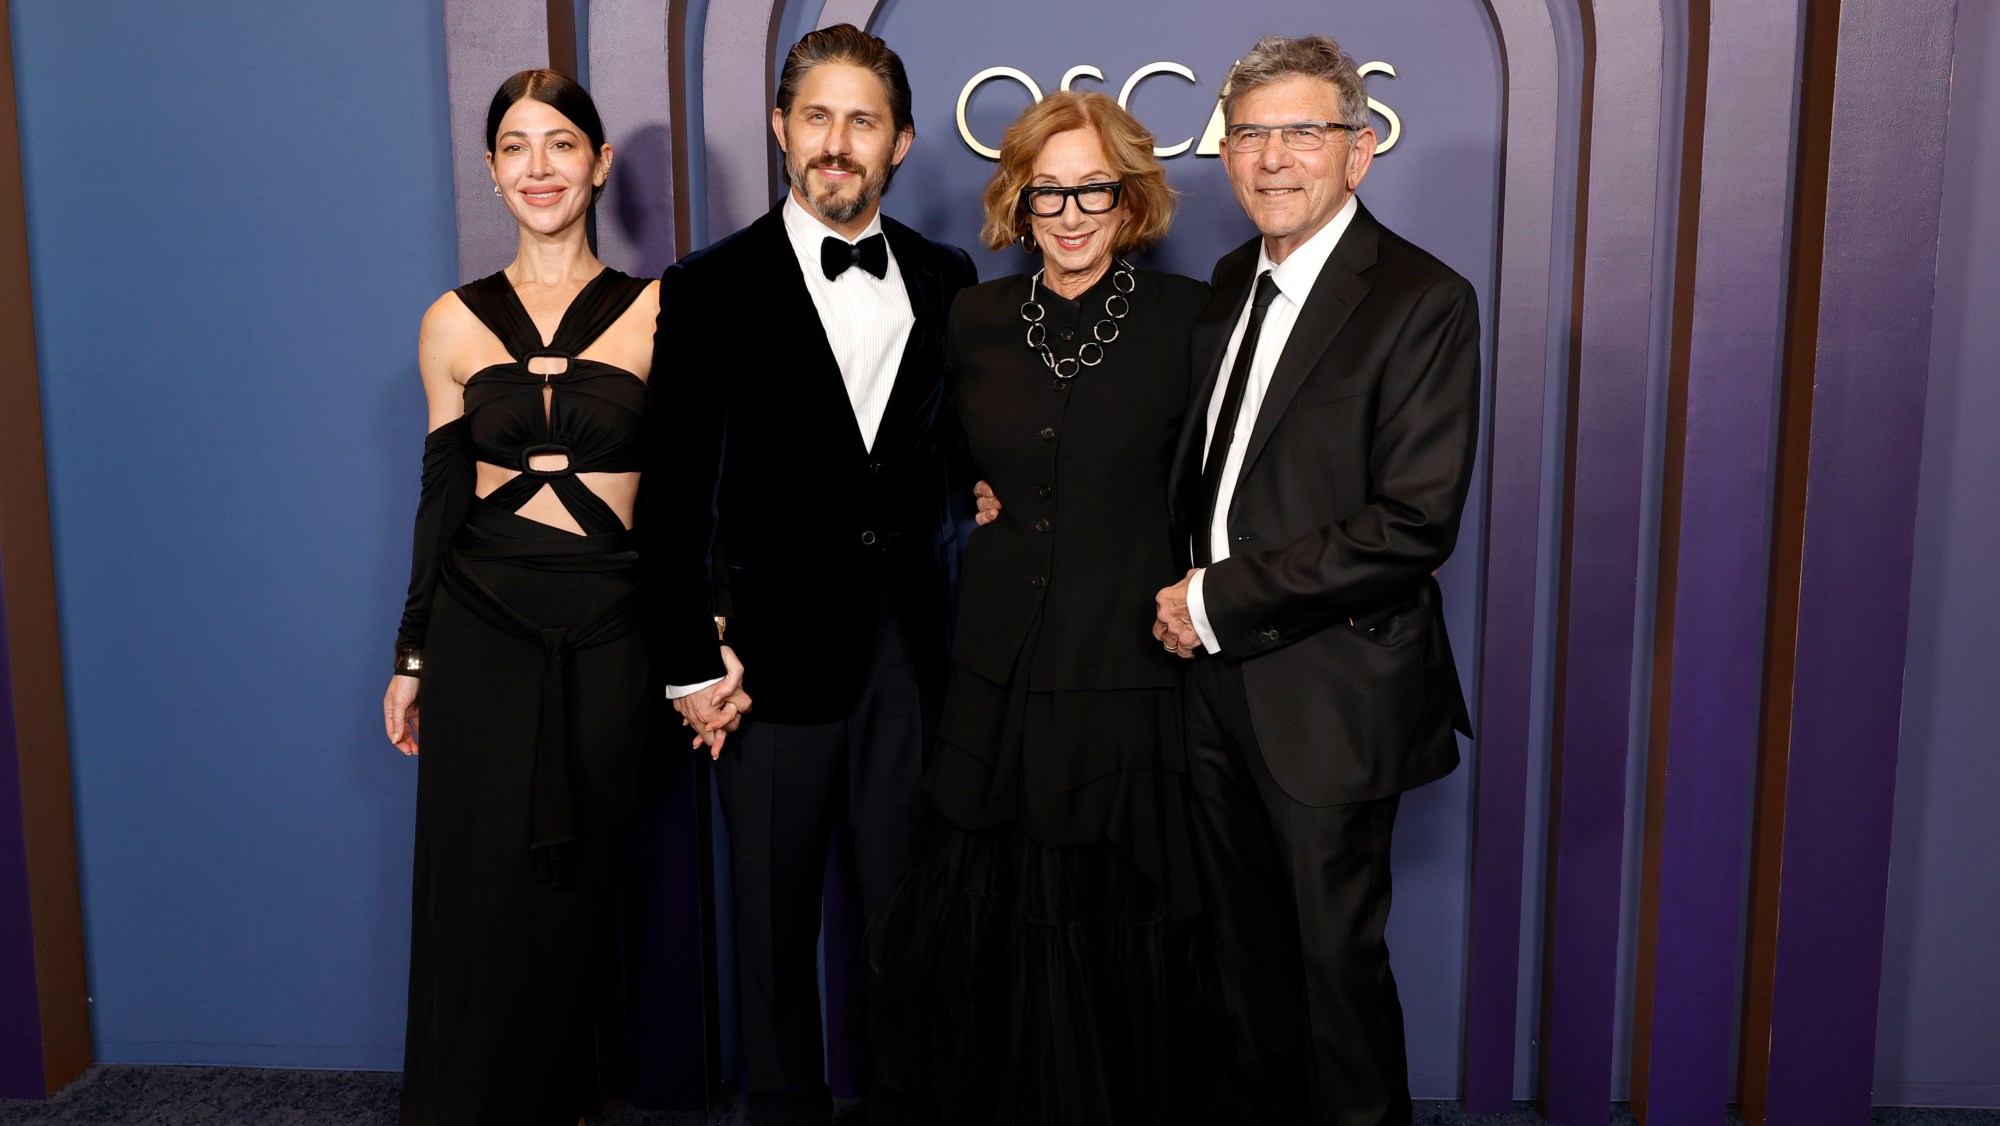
left=644, top=23, right=976, bottom=1126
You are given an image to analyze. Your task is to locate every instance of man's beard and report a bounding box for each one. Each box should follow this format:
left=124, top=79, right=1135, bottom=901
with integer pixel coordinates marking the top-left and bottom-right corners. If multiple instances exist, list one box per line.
left=788, top=151, right=889, bottom=226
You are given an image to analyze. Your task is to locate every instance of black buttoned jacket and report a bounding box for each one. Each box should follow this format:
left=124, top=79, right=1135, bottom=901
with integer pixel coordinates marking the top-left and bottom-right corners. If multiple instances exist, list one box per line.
left=643, top=203, right=978, bottom=723
left=1167, top=202, right=1480, bottom=805
left=946, top=269, right=1211, bottom=694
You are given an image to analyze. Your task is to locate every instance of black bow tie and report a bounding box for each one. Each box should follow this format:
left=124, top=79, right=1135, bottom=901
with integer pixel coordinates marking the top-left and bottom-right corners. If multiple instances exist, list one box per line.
left=821, top=234, right=888, bottom=281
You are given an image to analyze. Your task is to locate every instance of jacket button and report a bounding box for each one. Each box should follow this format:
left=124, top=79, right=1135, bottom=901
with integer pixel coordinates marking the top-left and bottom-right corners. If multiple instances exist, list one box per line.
left=1052, top=380, right=1068, bottom=392
left=1032, top=518, right=1051, bottom=533
left=1260, top=628, right=1280, bottom=643
left=1234, top=533, right=1254, bottom=542
left=1060, top=328, right=1075, bottom=342
left=860, top=530, right=877, bottom=545
left=868, top=460, right=883, bottom=475
left=1037, top=485, right=1053, bottom=498
left=1028, top=574, right=1047, bottom=588
left=1039, top=426, right=1056, bottom=440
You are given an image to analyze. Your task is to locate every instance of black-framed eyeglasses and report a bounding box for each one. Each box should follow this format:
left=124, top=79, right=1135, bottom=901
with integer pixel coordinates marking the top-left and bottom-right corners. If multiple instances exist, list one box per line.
left=1020, top=181, right=1124, bottom=217
left=1224, top=121, right=1358, bottom=153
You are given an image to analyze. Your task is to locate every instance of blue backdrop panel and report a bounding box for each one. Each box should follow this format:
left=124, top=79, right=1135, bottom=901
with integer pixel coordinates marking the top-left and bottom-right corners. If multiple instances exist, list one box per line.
left=12, top=0, right=455, bottom=1067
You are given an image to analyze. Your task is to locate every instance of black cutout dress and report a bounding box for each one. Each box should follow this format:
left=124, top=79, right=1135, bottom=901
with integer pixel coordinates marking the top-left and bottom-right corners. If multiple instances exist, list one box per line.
left=396, top=268, right=651, bottom=1126
left=867, top=268, right=1218, bottom=1126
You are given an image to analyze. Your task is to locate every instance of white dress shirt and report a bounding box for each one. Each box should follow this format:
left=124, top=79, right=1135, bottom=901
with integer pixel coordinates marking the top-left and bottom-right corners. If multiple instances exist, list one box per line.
left=780, top=192, right=916, bottom=452
left=666, top=196, right=917, bottom=701
left=1187, top=195, right=1358, bottom=655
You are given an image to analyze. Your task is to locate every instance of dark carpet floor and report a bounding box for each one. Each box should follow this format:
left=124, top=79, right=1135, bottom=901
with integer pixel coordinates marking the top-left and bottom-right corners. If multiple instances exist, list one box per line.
left=1, top=1067, right=1994, bottom=1126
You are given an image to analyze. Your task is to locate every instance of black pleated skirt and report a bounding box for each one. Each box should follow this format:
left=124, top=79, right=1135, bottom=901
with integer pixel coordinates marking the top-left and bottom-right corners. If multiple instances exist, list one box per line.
left=866, top=616, right=1217, bottom=1126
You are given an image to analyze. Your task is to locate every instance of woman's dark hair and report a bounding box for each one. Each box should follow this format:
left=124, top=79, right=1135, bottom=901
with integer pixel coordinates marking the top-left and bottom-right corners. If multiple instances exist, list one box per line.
left=485, top=69, right=609, bottom=201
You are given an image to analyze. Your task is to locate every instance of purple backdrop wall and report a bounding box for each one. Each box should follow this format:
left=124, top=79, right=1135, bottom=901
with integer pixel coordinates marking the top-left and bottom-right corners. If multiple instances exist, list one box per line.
left=1878, top=0, right=2000, bottom=1108
left=0, top=566, right=38, bottom=1094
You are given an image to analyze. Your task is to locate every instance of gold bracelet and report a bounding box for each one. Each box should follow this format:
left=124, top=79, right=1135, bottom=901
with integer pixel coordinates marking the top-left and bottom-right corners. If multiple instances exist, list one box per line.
left=395, top=647, right=424, bottom=676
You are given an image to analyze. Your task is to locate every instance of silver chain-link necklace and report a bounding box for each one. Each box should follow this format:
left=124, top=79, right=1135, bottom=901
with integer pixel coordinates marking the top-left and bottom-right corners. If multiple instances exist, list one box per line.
left=1020, top=258, right=1136, bottom=379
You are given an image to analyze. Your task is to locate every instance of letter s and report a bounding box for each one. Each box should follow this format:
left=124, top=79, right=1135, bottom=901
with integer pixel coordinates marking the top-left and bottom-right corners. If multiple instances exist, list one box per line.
left=1357, top=61, right=1402, bottom=154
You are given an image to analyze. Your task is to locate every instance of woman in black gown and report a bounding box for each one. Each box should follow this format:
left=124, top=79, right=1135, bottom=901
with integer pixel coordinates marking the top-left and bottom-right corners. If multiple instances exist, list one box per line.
left=867, top=91, right=1212, bottom=1125
left=381, top=70, right=734, bottom=1125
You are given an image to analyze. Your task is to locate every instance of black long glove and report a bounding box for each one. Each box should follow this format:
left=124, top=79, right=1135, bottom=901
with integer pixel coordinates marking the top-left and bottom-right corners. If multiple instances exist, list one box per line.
left=394, top=417, right=472, bottom=674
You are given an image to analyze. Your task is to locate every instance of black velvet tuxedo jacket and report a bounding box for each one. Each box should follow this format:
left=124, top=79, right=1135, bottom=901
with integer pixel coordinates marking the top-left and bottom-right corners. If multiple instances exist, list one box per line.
left=644, top=203, right=978, bottom=723
left=1169, top=201, right=1480, bottom=805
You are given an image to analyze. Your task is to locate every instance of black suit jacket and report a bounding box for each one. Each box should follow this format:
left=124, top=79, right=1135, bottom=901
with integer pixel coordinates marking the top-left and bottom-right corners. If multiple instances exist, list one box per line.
left=946, top=270, right=1211, bottom=696
left=644, top=202, right=978, bottom=723
left=1169, top=201, right=1480, bottom=805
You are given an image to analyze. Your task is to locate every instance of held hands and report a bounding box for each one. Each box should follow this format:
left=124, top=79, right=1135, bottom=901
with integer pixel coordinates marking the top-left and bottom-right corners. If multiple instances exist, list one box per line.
left=973, top=480, right=1002, bottom=526
left=1152, top=569, right=1203, bottom=660
left=384, top=675, right=421, bottom=755
left=674, top=644, right=753, bottom=759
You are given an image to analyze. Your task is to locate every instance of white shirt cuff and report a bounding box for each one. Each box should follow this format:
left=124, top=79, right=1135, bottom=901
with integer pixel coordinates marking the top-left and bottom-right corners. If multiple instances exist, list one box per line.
left=1187, top=568, right=1221, bottom=654
left=664, top=675, right=725, bottom=701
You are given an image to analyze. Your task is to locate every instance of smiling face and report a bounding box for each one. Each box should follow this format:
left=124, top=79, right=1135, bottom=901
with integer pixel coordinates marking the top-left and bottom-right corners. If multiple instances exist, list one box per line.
left=486, top=98, right=609, bottom=237
left=1025, top=128, right=1128, bottom=297
left=1223, top=75, right=1375, bottom=263
left=772, top=62, right=913, bottom=239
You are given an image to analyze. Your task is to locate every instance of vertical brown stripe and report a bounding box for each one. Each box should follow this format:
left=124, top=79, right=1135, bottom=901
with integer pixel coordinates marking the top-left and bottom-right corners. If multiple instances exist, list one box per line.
left=1737, top=2, right=1839, bottom=1122
left=0, top=0, right=93, bottom=1095
left=546, top=0, right=579, bottom=77
left=1631, top=2, right=1709, bottom=1118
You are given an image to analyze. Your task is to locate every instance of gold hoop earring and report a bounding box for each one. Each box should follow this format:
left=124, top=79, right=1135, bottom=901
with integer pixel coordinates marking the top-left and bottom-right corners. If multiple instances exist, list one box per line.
left=1018, top=231, right=1037, bottom=253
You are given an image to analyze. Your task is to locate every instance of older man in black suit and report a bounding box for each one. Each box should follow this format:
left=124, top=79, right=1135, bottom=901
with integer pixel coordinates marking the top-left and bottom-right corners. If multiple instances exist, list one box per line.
left=644, top=23, right=976, bottom=1126
left=1152, top=34, right=1480, bottom=1126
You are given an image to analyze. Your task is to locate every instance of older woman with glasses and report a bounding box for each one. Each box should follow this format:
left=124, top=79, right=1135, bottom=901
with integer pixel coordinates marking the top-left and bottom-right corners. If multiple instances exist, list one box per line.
left=865, top=91, right=1214, bottom=1126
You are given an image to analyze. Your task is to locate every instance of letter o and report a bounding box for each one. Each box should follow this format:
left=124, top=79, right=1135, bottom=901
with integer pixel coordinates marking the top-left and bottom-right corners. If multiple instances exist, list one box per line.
left=957, top=67, right=1044, bottom=159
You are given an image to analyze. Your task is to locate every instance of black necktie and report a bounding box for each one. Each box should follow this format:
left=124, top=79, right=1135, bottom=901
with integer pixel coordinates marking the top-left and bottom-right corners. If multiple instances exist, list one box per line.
left=821, top=233, right=888, bottom=280
left=1195, top=270, right=1280, bottom=567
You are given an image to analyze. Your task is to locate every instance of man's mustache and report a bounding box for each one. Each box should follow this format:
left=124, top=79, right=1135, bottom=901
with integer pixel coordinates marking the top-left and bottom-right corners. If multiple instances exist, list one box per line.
left=808, top=155, right=865, bottom=175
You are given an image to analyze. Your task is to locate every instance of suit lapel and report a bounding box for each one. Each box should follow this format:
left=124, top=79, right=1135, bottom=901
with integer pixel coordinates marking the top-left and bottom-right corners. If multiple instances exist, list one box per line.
left=1170, top=241, right=1259, bottom=518
left=1190, top=248, right=1255, bottom=415
left=875, top=216, right=945, bottom=450
left=759, top=203, right=874, bottom=458
left=1236, top=207, right=1379, bottom=480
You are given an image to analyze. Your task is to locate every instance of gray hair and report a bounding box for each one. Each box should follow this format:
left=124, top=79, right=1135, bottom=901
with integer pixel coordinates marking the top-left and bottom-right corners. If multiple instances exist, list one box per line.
left=1220, top=35, right=1370, bottom=129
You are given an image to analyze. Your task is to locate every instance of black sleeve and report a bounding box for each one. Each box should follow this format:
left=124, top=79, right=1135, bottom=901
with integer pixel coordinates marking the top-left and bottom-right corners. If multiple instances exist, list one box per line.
left=933, top=247, right=982, bottom=491
left=394, top=417, right=472, bottom=674
left=938, top=301, right=978, bottom=517
left=640, top=260, right=730, bottom=690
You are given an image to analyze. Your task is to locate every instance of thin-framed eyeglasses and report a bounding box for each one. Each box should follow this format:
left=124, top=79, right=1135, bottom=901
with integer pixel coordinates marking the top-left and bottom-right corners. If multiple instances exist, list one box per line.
left=1224, top=121, right=1358, bottom=153
left=1020, top=180, right=1124, bottom=217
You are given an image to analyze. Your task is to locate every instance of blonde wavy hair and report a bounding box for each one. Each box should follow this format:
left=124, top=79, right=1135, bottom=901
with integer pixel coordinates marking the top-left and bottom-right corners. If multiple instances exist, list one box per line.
left=977, top=91, right=1176, bottom=253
